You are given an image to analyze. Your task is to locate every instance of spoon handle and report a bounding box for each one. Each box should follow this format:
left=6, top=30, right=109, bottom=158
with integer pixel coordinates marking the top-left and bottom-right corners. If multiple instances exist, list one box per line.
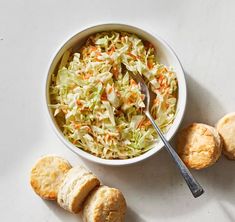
left=145, top=111, right=204, bottom=198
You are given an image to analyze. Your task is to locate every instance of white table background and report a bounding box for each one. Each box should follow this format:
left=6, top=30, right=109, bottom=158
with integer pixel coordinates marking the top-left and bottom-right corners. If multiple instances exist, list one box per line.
left=1, top=0, right=235, bottom=221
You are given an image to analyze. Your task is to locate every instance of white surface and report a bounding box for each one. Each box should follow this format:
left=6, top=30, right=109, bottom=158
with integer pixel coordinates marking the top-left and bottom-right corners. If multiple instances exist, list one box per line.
left=46, top=23, right=187, bottom=166
left=0, top=0, right=235, bottom=221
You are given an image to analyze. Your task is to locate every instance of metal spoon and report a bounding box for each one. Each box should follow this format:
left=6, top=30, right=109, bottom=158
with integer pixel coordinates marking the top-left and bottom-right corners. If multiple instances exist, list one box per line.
left=131, top=72, right=204, bottom=198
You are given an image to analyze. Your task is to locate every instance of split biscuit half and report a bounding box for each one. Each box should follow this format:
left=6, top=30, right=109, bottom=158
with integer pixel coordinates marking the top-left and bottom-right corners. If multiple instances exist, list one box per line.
left=57, top=165, right=100, bottom=213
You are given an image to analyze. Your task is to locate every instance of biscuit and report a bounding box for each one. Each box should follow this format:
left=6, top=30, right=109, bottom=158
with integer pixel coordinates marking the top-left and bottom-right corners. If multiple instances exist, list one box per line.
left=57, top=165, right=100, bottom=213
left=82, top=185, right=127, bottom=222
left=216, top=113, right=235, bottom=160
left=30, top=155, right=72, bottom=200
left=177, top=123, right=222, bottom=170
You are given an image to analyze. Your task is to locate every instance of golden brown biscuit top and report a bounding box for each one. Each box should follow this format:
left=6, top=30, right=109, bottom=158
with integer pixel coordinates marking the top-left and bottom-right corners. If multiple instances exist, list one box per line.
left=83, top=186, right=126, bottom=222
left=30, top=155, right=71, bottom=200
left=57, top=165, right=100, bottom=213
left=177, top=123, right=221, bottom=169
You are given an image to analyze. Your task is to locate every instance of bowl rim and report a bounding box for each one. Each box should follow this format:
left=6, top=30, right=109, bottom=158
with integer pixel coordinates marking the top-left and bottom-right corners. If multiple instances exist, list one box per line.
left=45, top=23, right=187, bottom=166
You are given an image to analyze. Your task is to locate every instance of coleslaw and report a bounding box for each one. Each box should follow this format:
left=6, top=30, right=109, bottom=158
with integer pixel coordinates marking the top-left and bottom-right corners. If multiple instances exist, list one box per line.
left=50, top=31, right=178, bottom=159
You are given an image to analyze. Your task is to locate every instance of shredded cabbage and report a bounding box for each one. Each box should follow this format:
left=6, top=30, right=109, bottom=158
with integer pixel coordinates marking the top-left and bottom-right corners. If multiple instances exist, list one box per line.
left=50, top=31, right=178, bottom=159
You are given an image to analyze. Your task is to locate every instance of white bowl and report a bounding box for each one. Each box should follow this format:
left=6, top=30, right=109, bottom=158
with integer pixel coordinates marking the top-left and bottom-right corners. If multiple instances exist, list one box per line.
left=45, top=23, right=187, bottom=166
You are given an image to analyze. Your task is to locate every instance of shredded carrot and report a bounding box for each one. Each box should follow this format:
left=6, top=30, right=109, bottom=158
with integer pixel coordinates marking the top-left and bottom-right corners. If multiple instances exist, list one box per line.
left=144, top=120, right=151, bottom=126
left=158, top=74, right=164, bottom=80
left=74, top=123, right=81, bottom=129
left=76, top=100, right=82, bottom=106
left=157, top=67, right=167, bottom=75
left=158, top=74, right=165, bottom=84
left=95, top=51, right=102, bottom=56
left=95, top=58, right=102, bottom=62
left=139, top=119, right=151, bottom=128
left=83, top=73, right=91, bottom=80
left=107, top=86, right=113, bottom=94
left=130, top=79, right=137, bottom=86
left=108, top=46, right=115, bottom=55
left=62, top=109, right=68, bottom=114
left=92, top=51, right=102, bottom=62
left=137, top=118, right=144, bottom=128
left=127, top=93, right=137, bottom=103
left=147, top=60, right=154, bottom=69
left=81, top=107, right=90, bottom=112
left=101, top=91, right=107, bottom=100
left=127, top=52, right=136, bottom=60
left=90, top=46, right=97, bottom=52
left=105, top=134, right=111, bottom=142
